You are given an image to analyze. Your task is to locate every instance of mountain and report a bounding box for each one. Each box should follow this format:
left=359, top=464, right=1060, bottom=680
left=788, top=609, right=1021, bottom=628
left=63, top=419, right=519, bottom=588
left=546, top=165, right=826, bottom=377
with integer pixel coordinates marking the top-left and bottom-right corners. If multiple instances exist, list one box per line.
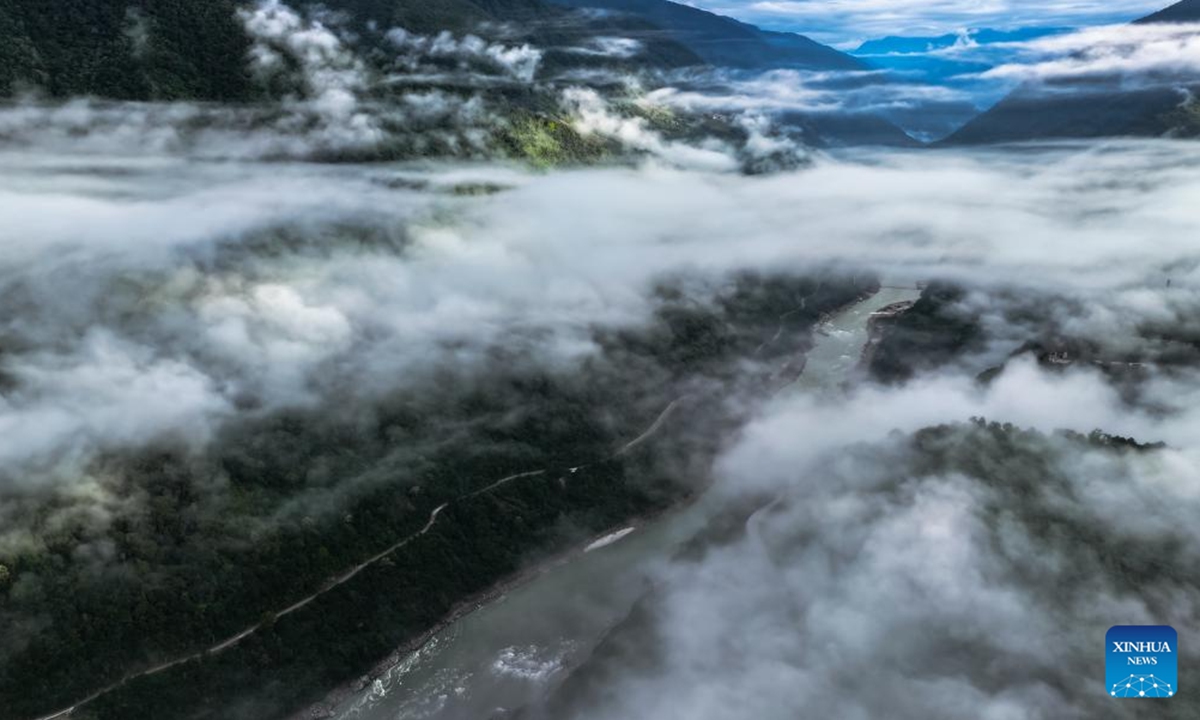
left=1136, top=0, right=1200, bottom=23
left=0, top=0, right=916, bottom=149
left=855, top=27, right=1067, bottom=57
left=942, top=86, right=1188, bottom=145
left=549, top=0, right=865, bottom=71
left=0, top=0, right=716, bottom=100
left=545, top=0, right=918, bottom=146
left=0, top=0, right=862, bottom=100
left=0, top=265, right=878, bottom=720
left=0, top=0, right=706, bottom=99
left=852, top=27, right=1068, bottom=84
left=943, top=1, right=1200, bottom=145
left=308, top=0, right=705, bottom=70
left=848, top=27, right=1073, bottom=141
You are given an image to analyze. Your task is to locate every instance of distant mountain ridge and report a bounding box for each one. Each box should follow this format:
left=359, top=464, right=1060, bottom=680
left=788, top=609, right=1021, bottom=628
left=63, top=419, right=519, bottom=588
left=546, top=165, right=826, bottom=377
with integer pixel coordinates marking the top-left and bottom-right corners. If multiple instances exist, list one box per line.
left=550, top=0, right=865, bottom=71
left=848, top=26, right=1074, bottom=140
left=943, top=0, right=1200, bottom=144
left=544, top=0, right=919, bottom=147
left=854, top=27, right=1068, bottom=56
left=1136, top=0, right=1200, bottom=24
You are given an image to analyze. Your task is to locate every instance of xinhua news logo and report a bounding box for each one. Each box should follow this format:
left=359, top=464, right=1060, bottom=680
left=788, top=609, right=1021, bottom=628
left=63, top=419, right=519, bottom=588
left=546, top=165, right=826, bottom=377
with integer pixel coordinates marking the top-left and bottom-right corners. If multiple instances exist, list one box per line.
left=1107, top=625, right=1177, bottom=699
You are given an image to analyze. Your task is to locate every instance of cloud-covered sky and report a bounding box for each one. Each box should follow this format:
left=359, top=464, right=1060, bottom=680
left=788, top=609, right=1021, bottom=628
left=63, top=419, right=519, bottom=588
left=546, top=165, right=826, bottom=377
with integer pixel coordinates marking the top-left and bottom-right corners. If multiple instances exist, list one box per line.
left=682, top=0, right=1177, bottom=46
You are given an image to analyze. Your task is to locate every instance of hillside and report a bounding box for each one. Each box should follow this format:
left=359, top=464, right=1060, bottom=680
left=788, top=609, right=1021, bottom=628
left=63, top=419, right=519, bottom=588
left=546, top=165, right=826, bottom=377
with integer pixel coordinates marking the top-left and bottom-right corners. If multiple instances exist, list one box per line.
left=0, top=0, right=704, bottom=99
left=549, top=0, right=865, bottom=71
left=0, top=265, right=877, bottom=720
left=0, top=0, right=861, bottom=101
left=0, top=0, right=255, bottom=100
left=943, top=85, right=1189, bottom=145
left=302, top=0, right=704, bottom=71
left=944, top=0, right=1200, bottom=145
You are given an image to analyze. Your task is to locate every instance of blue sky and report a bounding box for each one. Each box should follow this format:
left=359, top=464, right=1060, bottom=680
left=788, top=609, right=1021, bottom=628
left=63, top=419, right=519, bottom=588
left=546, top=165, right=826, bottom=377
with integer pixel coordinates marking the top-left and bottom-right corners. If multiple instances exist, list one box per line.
left=682, top=0, right=1178, bottom=46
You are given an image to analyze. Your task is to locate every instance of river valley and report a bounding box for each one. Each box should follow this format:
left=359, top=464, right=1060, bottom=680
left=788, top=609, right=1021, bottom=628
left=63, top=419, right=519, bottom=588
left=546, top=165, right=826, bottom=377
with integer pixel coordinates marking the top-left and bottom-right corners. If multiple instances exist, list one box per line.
left=320, top=284, right=922, bottom=720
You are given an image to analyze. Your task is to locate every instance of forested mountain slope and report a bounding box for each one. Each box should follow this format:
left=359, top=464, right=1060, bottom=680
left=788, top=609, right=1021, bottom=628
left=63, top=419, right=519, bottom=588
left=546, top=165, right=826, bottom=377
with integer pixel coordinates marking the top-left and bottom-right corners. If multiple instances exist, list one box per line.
left=0, top=0, right=701, bottom=99
left=548, top=0, right=865, bottom=71
left=0, top=0, right=253, bottom=99
left=0, top=0, right=860, bottom=100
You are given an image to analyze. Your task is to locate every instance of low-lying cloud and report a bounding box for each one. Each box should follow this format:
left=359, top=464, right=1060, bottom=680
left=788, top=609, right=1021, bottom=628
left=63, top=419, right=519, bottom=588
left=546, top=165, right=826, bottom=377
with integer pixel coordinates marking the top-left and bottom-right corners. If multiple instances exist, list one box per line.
left=981, top=22, right=1200, bottom=85
left=646, top=68, right=971, bottom=114
left=240, top=0, right=384, bottom=150
left=7, top=100, right=1200, bottom=719
left=536, top=355, right=1200, bottom=719
left=386, top=27, right=544, bottom=82
left=4, top=136, right=1200, bottom=511
left=9, top=4, right=1200, bottom=719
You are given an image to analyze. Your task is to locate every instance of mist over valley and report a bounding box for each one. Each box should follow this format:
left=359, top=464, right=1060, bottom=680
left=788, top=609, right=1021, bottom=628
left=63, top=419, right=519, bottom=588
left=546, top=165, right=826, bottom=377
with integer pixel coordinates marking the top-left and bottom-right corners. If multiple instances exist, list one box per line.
left=2, top=2, right=1200, bottom=720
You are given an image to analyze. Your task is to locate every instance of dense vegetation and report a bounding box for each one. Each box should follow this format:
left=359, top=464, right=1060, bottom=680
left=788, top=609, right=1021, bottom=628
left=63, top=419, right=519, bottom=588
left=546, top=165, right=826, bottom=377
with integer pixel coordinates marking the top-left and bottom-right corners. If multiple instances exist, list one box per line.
left=0, top=0, right=871, bottom=101
left=0, top=0, right=703, bottom=101
left=497, top=114, right=616, bottom=168
left=870, top=280, right=1200, bottom=393
left=0, top=0, right=255, bottom=99
left=0, top=270, right=876, bottom=720
left=344, top=0, right=703, bottom=70
left=1164, top=97, right=1200, bottom=137
left=868, top=282, right=984, bottom=383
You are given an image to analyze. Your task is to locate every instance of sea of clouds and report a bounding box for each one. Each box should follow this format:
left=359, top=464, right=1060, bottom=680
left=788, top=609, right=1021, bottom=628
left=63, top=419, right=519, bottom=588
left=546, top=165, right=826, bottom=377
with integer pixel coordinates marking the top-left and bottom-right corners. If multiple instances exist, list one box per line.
left=4, top=3, right=1200, bottom=718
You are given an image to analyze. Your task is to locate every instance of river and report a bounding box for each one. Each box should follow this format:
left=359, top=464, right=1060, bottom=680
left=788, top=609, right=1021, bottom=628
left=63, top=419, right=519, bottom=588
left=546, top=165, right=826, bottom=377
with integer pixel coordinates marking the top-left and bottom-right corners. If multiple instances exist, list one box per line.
left=321, top=284, right=922, bottom=720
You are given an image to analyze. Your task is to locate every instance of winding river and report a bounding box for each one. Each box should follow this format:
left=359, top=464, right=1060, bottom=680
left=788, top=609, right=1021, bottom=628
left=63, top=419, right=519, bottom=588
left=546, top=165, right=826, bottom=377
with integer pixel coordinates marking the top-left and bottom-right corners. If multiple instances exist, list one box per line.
left=321, top=285, right=922, bottom=720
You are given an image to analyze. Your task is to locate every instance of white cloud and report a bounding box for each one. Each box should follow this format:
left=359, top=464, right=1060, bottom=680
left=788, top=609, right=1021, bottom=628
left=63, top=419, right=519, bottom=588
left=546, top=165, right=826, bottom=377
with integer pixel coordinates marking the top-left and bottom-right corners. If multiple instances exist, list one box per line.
left=645, top=68, right=972, bottom=115
left=9, top=87, right=1200, bottom=720
left=548, top=357, right=1200, bottom=720
left=5, top=130, right=1200, bottom=539
left=0, top=331, right=230, bottom=475
left=570, top=37, right=646, bottom=59
left=240, top=0, right=385, bottom=150
left=564, top=87, right=742, bottom=171
left=980, top=22, right=1200, bottom=83
left=386, top=27, right=544, bottom=82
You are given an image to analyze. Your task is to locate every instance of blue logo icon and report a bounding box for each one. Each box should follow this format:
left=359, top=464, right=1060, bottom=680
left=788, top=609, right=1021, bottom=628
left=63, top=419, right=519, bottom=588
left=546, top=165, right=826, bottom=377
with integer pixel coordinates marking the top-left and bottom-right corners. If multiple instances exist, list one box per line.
left=1107, top=626, right=1177, bottom=698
